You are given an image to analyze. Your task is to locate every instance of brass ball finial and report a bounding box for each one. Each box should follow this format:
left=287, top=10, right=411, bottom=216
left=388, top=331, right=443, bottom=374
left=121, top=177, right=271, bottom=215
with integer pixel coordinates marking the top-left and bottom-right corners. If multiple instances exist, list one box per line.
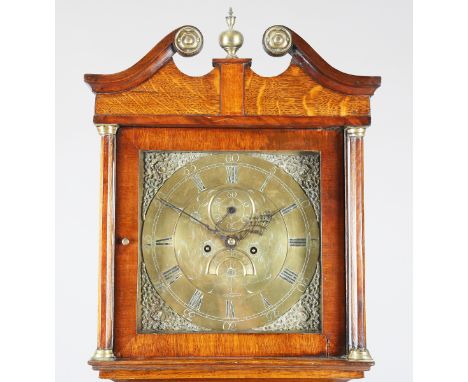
left=219, top=8, right=244, bottom=58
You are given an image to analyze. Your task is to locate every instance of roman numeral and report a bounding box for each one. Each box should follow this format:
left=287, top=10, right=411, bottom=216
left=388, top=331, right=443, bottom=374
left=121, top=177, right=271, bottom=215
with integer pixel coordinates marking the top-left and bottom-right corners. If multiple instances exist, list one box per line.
left=259, top=169, right=277, bottom=192
left=281, top=203, right=297, bottom=216
left=225, top=299, right=235, bottom=319
left=188, top=289, right=203, bottom=311
left=191, top=173, right=206, bottom=191
left=279, top=268, right=298, bottom=284
left=259, top=176, right=271, bottom=192
left=260, top=293, right=271, bottom=308
left=289, top=238, right=307, bottom=247
left=155, top=237, right=173, bottom=246
left=226, top=165, right=238, bottom=184
left=162, top=265, right=182, bottom=285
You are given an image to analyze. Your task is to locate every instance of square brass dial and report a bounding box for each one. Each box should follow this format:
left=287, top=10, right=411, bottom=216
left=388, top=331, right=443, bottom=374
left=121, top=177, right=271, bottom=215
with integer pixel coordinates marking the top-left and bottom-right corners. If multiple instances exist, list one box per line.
left=138, top=151, right=322, bottom=333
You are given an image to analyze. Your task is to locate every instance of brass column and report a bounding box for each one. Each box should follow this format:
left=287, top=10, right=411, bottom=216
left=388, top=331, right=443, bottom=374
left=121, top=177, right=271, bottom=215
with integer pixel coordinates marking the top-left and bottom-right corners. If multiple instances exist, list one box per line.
left=345, top=126, right=373, bottom=361
left=92, top=124, right=119, bottom=361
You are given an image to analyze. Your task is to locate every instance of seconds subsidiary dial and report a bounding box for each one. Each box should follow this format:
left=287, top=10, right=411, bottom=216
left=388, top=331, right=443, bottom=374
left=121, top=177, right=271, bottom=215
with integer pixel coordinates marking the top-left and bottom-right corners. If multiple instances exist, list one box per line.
left=141, top=153, right=320, bottom=331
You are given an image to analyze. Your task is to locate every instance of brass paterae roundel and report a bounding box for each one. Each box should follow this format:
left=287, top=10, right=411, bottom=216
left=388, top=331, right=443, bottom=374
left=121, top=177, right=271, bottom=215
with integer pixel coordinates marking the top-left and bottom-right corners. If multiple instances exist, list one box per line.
left=263, top=25, right=292, bottom=56
left=141, top=153, right=320, bottom=332
left=174, top=26, right=203, bottom=57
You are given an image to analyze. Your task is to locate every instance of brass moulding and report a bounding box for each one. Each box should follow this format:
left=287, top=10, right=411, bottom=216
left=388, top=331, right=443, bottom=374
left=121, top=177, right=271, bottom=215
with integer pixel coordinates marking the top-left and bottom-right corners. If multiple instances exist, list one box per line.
left=91, top=348, right=116, bottom=361
left=346, top=126, right=367, bottom=138
left=348, top=348, right=374, bottom=362
left=174, top=26, right=203, bottom=57
left=96, top=124, right=119, bottom=136
left=219, top=8, right=244, bottom=58
left=263, top=26, right=292, bottom=57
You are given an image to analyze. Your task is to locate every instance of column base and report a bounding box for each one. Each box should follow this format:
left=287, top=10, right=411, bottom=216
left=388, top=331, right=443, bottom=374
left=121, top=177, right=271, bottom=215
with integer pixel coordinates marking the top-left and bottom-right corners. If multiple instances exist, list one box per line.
left=348, top=348, right=373, bottom=362
left=91, top=348, right=116, bottom=361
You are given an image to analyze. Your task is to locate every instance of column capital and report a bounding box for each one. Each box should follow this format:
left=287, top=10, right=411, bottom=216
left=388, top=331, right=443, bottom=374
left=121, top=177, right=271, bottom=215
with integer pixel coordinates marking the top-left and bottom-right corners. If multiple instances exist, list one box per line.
left=96, top=124, right=119, bottom=136
left=345, top=126, right=367, bottom=138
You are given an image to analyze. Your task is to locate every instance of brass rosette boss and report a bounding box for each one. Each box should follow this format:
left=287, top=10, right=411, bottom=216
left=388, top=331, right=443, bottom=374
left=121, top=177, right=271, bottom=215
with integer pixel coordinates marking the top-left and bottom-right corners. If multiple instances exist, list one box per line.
left=174, top=25, right=204, bottom=57
left=263, top=25, right=292, bottom=57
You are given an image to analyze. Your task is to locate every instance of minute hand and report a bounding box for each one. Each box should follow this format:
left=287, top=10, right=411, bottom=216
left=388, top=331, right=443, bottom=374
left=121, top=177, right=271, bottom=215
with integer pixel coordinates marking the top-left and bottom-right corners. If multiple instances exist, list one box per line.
left=157, top=198, right=225, bottom=237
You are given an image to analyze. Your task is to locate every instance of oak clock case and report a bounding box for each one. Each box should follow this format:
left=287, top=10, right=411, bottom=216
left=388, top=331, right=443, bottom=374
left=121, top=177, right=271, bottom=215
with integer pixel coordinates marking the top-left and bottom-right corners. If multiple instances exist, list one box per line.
left=85, top=12, right=380, bottom=382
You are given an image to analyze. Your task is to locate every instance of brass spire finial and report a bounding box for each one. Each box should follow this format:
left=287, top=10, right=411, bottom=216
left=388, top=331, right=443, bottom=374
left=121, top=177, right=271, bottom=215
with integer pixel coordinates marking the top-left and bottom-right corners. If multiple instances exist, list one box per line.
left=219, top=8, right=244, bottom=58
left=226, top=7, right=235, bottom=28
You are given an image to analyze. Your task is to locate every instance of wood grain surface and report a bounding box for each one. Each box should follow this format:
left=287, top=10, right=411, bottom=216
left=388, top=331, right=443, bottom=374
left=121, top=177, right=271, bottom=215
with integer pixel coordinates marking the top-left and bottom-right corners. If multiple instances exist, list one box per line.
left=213, top=58, right=251, bottom=115
left=245, top=65, right=370, bottom=116
left=93, top=59, right=371, bottom=118
left=90, top=357, right=372, bottom=381
left=112, top=127, right=345, bottom=358
left=288, top=28, right=381, bottom=96
left=345, top=132, right=368, bottom=352
left=96, top=133, right=116, bottom=351
left=84, top=29, right=177, bottom=93
left=95, top=60, right=220, bottom=115
left=93, top=115, right=371, bottom=128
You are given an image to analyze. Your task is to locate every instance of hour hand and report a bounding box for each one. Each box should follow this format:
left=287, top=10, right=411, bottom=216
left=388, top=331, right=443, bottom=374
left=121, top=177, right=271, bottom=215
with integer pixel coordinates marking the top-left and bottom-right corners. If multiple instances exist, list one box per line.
left=213, top=206, right=237, bottom=230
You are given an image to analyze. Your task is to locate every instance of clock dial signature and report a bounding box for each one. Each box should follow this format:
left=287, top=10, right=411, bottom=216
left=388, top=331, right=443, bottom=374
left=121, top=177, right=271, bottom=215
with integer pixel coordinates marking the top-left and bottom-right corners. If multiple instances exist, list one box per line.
left=141, top=153, right=320, bottom=331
